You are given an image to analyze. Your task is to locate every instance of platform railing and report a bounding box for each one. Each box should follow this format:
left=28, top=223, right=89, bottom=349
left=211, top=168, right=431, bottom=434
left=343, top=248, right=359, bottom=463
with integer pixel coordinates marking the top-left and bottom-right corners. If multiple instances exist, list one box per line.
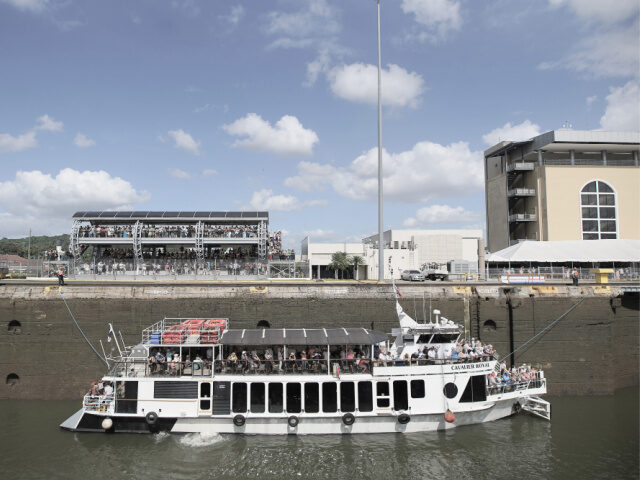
left=486, top=373, right=545, bottom=396
left=83, top=393, right=115, bottom=413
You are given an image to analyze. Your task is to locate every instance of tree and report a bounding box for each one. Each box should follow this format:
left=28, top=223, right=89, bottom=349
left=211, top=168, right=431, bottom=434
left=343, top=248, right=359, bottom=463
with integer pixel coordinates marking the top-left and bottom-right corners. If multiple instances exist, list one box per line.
left=328, top=251, right=349, bottom=279
left=350, top=255, right=364, bottom=281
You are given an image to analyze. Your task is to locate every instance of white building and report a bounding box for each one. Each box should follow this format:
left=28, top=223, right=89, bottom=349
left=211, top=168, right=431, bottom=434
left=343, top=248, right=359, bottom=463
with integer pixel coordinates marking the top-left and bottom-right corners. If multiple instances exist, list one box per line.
left=302, top=229, right=485, bottom=280
left=300, top=238, right=368, bottom=279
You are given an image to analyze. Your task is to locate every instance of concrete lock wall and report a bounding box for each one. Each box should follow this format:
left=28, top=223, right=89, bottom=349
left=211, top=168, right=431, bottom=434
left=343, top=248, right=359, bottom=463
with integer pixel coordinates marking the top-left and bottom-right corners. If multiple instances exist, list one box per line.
left=0, top=283, right=637, bottom=400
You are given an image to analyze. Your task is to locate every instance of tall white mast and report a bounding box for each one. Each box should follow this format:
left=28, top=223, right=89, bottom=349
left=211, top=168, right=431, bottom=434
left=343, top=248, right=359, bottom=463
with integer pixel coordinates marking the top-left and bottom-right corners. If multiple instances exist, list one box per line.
left=377, top=0, right=384, bottom=282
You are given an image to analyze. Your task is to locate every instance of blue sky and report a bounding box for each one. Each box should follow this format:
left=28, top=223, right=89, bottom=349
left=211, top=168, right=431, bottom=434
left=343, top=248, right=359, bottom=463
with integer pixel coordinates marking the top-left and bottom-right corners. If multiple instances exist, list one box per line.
left=0, top=0, right=638, bottom=250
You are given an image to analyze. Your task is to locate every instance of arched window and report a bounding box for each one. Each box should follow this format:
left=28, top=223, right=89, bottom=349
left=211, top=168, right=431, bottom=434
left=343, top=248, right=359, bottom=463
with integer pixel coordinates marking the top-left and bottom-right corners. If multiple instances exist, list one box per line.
left=580, top=181, right=617, bottom=240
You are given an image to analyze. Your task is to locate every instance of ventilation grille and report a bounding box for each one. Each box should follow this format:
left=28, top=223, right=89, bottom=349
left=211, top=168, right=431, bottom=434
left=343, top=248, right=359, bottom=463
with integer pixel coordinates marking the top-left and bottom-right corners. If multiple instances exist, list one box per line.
left=154, top=381, right=198, bottom=399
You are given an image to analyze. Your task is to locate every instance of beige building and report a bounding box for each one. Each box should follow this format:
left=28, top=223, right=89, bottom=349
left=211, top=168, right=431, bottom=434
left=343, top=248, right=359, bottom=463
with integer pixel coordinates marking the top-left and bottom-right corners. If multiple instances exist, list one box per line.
left=484, top=130, right=640, bottom=252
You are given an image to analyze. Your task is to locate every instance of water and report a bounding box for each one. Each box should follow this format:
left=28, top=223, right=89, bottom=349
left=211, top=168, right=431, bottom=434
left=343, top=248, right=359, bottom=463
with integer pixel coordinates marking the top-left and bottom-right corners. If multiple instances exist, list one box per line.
left=1, top=389, right=637, bottom=480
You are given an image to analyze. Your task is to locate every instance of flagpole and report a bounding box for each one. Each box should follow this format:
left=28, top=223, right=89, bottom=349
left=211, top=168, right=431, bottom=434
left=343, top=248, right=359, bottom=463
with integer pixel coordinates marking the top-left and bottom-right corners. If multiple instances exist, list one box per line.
left=377, top=0, right=384, bottom=283
left=109, top=323, right=123, bottom=357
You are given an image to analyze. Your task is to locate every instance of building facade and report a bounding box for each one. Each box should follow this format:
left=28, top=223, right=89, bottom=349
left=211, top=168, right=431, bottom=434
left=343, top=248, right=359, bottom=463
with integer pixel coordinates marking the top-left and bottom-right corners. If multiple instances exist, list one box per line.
left=302, top=229, right=484, bottom=280
left=484, top=130, right=640, bottom=252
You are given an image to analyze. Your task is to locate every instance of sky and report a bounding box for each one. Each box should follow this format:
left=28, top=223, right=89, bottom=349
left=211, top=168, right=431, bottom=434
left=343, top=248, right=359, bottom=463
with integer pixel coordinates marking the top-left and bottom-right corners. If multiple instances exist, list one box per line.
left=0, top=0, right=638, bottom=251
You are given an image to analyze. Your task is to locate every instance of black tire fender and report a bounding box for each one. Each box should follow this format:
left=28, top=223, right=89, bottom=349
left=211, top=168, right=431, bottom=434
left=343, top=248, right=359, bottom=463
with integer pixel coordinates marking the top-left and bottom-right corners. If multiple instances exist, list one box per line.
left=398, top=413, right=411, bottom=424
left=145, top=411, right=158, bottom=426
left=288, top=416, right=299, bottom=428
left=342, top=413, right=355, bottom=426
left=233, top=414, right=246, bottom=427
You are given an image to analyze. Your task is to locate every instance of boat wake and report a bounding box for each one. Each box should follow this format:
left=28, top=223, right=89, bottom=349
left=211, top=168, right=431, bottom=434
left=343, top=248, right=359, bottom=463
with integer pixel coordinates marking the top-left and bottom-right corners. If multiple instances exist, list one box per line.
left=178, top=432, right=225, bottom=447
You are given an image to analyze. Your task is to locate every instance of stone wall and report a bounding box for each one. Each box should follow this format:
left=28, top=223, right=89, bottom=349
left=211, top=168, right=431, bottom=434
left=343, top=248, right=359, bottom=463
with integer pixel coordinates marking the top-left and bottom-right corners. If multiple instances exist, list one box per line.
left=0, top=283, right=637, bottom=399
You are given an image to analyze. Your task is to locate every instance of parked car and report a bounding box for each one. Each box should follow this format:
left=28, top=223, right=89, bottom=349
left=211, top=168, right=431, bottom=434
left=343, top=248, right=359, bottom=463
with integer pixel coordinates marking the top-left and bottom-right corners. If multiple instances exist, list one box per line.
left=400, top=269, right=425, bottom=282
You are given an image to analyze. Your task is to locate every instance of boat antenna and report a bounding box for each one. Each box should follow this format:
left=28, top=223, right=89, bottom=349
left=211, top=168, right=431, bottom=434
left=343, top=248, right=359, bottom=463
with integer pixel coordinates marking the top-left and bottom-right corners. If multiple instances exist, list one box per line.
left=376, top=0, right=384, bottom=283
left=429, top=290, right=433, bottom=324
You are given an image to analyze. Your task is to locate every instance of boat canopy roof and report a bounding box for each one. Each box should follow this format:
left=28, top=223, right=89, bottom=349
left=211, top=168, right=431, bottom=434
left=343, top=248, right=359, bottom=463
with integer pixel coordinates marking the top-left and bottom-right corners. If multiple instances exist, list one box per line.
left=218, top=328, right=387, bottom=346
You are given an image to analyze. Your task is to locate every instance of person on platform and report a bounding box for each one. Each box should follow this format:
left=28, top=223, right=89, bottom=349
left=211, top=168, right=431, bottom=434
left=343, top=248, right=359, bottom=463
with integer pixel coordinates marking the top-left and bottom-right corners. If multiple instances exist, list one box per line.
left=57, top=266, right=65, bottom=286
left=572, top=267, right=579, bottom=286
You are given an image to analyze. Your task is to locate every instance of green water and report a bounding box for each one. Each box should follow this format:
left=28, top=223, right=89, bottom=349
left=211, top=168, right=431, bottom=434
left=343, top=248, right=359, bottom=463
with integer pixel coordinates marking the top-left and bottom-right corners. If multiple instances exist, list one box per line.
left=1, top=389, right=637, bottom=480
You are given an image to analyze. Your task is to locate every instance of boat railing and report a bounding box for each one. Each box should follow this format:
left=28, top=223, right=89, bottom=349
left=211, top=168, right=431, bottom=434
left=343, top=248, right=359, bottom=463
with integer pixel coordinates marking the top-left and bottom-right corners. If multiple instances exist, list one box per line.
left=105, top=355, right=498, bottom=378
left=83, top=393, right=115, bottom=413
left=486, top=372, right=546, bottom=396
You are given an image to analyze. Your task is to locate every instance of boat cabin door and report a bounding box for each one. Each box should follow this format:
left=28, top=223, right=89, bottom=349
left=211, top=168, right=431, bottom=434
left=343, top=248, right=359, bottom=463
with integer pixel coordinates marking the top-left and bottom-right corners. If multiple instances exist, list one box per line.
left=198, top=381, right=212, bottom=415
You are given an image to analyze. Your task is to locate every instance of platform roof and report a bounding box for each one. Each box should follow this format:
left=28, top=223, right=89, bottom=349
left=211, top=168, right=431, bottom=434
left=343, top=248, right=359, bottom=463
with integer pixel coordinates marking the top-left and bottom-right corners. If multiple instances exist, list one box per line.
left=486, top=239, right=640, bottom=263
left=219, top=328, right=387, bottom=346
left=72, top=211, right=269, bottom=222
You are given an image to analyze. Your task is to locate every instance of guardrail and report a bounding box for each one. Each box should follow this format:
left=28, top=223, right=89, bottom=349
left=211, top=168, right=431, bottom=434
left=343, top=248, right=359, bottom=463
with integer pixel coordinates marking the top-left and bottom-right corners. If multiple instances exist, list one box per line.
left=83, top=393, right=114, bottom=413
left=104, top=355, right=498, bottom=378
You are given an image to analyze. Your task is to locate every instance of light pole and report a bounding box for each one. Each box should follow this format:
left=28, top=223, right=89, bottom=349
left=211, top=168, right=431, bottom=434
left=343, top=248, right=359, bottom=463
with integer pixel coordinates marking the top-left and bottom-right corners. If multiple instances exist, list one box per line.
left=377, top=0, right=384, bottom=282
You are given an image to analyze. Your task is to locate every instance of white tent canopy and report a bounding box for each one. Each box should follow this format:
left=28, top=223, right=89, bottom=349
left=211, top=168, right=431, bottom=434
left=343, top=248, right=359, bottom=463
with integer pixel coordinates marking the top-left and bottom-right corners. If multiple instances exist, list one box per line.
left=486, top=240, right=640, bottom=263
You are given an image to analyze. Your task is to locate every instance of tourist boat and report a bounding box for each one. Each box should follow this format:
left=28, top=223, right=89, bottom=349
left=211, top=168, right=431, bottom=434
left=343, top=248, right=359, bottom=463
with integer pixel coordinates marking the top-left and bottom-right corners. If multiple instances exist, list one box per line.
left=60, top=298, right=550, bottom=434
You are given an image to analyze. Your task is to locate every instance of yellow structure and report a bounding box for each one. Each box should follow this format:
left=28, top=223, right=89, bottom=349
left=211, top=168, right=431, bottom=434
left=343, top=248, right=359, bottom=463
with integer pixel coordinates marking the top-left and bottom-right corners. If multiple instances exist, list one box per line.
left=590, top=268, right=614, bottom=284
left=484, top=130, right=640, bottom=252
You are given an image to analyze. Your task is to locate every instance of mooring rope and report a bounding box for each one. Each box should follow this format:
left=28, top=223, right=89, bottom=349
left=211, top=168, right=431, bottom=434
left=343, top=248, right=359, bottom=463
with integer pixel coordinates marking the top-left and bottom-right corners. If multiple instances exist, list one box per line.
left=59, top=290, right=110, bottom=367
left=498, top=294, right=591, bottom=364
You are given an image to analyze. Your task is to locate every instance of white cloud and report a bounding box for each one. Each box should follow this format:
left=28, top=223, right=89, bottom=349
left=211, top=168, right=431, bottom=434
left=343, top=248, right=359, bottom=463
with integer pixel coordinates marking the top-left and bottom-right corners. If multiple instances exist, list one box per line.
left=0, top=168, right=149, bottom=236
left=482, top=120, right=541, bottom=146
left=169, top=168, right=191, bottom=179
left=1, top=0, right=50, bottom=13
left=586, top=95, right=597, bottom=106
left=305, top=49, right=331, bottom=86
left=219, top=4, right=245, bottom=26
left=222, top=113, right=319, bottom=157
left=167, top=129, right=201, bottom=155
left=548, top=0, right=639, bottom=24
left=264, top=0, right=340, bottom=48
left=73, top=133, right=95, bottom=148
left=328, top=63, right=425, bottom=108
left=538, top=9, right=639, bottom=79
left=246, top=189, right=326, bottom=212
left=285, top=140, right=483, bottom=203
left=0, top=130, right=37, bottom=153
left=36, top=114, right=63, bottom=132
left=599, top=80, right=640, bottom=131
left=202, top=169, right=218, bottom=176
left=401, top=0, right=462, bottom=41
left=403, top=204, right=481, bottom=227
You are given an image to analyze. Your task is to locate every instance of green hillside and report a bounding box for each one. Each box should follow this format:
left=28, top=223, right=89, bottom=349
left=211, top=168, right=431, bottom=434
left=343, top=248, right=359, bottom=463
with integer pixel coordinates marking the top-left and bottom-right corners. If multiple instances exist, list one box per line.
left=0, top=234, right=70, bottom=258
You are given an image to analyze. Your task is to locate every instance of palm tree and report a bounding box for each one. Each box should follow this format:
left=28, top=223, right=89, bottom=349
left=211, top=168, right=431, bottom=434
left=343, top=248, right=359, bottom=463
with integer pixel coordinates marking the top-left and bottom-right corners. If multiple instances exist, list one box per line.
left=350, top=255, right=364, bottom=281
left=328, top=251, right=349, bottom=279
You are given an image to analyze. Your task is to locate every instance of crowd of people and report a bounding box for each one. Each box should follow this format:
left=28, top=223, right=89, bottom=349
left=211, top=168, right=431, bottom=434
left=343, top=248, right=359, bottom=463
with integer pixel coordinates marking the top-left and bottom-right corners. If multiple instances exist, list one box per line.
left=147, top=347, right=213, bottom=376
left=487, top=363, right=541, bottom=393
left=78, top=223, right=260, bottom=240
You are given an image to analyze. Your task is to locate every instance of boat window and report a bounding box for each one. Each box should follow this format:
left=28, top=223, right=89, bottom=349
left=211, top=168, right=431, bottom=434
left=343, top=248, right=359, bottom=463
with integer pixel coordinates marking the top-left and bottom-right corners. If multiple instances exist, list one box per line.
left=430, top=334, right=458, bottom=343
left=340, top=382, right=355, bottom=412
left=410, top=379, right=425, bottom=398
left=250, top=383, right=265, bottom=413
left=460, top=375, right=487, bottom=403
left=443, top=382, right=458, bottom=399
left=393, top=381, right=408, bottom=411
left=358, top=381, right=373, bottom=412
left=417, top=334, right=433, bottom=343
left=376, top=381, right=390, bottom=408
left=305, top=383, right=320, bottom=413
left=376, top=382, right=389, bottom=396
left=232, top=383, right=247, bottom=413
left=269, top=383, right=284, bottom=413
left=322, top=382, right=338, bottom=413
left=286, top=383, right=302, bottom=413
